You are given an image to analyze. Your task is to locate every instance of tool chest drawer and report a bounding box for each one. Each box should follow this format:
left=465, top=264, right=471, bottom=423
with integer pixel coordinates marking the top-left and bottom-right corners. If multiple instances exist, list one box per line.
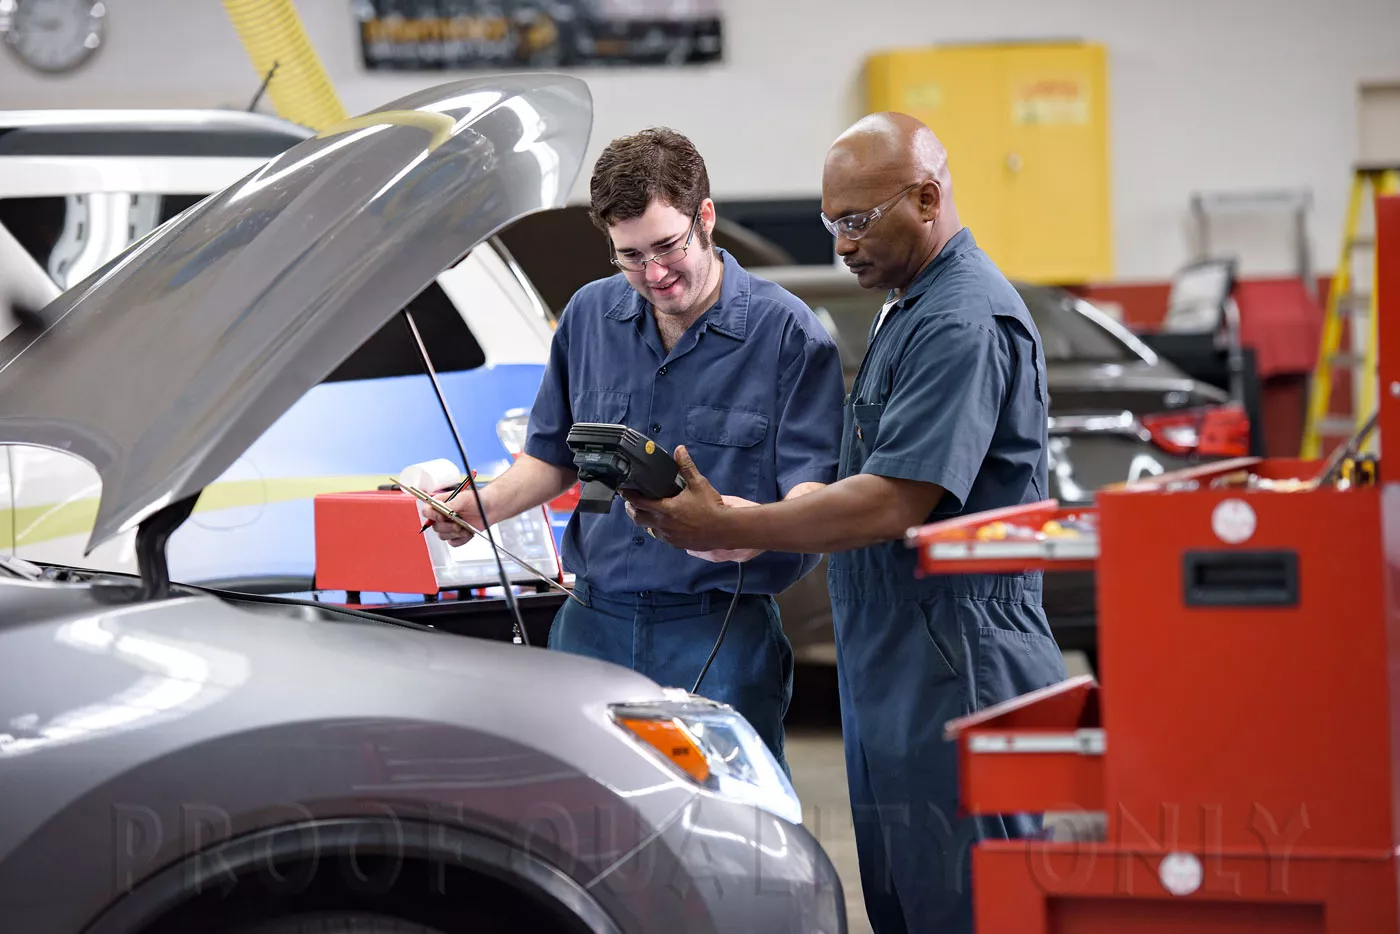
left=946, top=677, right=1104, bottom=816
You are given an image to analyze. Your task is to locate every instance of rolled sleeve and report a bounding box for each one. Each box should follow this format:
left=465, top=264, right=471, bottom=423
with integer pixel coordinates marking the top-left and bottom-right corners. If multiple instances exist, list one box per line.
left=522, top=308, right=575, bottom=468
left=862, top=311, right=1009, bottom=511
left=775, top=329, right=845, bottom=497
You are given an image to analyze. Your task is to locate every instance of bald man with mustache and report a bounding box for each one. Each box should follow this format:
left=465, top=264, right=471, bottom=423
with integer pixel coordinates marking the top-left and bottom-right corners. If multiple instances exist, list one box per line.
left=624, top=112, right=1068, bottom=933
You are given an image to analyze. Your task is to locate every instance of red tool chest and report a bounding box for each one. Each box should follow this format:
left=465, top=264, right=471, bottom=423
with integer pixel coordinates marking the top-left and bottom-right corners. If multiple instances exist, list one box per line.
left=902, top=195, right=1400, bottom=931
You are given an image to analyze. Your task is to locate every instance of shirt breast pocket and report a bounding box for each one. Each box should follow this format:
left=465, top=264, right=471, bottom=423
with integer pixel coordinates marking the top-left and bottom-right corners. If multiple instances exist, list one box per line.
left=685, top=405, right=769, bottom=501
left=573, top=389, right=631, bottom=426
left=852, top=402, right=884, bottom=465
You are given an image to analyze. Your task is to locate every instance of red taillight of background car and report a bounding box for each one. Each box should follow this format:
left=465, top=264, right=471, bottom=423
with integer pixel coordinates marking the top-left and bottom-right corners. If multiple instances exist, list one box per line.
left=549, top=483, right=582, bottom=513
left=1141, top=404, right=1250, bottom=458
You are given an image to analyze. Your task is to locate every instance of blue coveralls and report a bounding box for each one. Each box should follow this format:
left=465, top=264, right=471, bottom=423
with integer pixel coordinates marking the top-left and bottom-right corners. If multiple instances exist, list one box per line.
left=523, top=248, right=846, bottom=773
left=830, top=229, right=1068, bottom=933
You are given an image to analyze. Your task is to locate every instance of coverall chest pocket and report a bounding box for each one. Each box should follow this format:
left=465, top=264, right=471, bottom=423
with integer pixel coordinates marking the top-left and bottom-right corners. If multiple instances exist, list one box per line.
left=573, top=389, right=631, bottom=426
left=685, top=405, right=769, bottom=500
left=850, top=402, right=885, bottom=470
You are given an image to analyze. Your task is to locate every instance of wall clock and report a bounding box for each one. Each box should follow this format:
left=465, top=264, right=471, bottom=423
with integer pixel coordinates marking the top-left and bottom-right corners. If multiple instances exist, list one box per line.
left=0, top=0, right=107, bottom=74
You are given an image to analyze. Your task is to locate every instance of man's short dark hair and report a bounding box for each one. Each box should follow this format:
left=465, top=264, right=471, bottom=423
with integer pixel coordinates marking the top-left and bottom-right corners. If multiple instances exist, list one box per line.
left=589, top=127, right=712, bottom=247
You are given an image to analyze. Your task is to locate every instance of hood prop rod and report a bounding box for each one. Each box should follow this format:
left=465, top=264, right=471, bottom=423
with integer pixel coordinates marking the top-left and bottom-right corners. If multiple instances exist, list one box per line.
left=135, top=495, right=198, bottom=600
left=401, top=307, right=530, bottom=646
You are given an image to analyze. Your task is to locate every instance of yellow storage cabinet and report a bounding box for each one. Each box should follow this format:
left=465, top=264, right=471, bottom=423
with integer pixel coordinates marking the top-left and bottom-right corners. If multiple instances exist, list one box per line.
left=864, top=41, right=1112, bottom=284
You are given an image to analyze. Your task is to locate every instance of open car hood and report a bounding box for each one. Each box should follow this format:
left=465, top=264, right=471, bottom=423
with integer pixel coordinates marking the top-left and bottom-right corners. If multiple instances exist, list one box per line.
left=0, top=75, right=593, bottom=554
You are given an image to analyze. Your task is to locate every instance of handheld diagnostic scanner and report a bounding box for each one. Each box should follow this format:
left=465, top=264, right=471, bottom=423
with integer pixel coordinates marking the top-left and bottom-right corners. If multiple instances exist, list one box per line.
left=565, top=423, right=688, bottom=513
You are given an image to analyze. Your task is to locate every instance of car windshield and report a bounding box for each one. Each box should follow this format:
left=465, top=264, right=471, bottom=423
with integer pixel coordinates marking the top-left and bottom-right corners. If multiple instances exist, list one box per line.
left=1016, top=285, right=1138, bottom=364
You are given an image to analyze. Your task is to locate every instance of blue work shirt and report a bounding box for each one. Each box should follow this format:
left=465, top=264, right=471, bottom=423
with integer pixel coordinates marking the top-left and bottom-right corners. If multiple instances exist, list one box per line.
left=831, top=227, right=1050, bottom=592
left=845, top=224, right=1047, bottom=518
left=524, top=248, right=846, bottom=596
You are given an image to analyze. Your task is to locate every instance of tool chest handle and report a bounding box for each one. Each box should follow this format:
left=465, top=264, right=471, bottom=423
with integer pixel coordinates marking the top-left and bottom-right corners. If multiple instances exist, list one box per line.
left=1182, top=549, right=1299, bottom=607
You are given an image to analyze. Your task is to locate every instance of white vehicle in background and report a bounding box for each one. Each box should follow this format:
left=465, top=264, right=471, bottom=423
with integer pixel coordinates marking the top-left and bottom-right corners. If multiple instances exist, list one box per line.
left=0, top=108, right=569, bottom=598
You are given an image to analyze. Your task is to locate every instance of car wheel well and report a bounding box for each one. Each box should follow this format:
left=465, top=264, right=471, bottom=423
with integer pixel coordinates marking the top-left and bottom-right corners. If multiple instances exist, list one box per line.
left=82, top=818, right=617, bottom=934
left=135, top=854, right=586, bottom=934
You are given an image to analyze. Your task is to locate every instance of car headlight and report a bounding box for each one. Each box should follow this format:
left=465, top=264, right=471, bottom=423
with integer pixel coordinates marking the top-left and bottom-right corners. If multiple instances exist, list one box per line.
left=609, top=693, right=803, bottom=825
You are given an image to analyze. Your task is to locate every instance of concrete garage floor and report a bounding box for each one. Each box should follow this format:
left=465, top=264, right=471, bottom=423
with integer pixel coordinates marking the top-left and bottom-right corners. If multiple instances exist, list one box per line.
left=784, top=652, right=1096, bottom=934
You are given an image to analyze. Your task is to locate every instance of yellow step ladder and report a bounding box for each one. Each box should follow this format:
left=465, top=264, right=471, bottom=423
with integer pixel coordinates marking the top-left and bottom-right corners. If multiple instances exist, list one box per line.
left=1300, top=164, right=1400, bottom=459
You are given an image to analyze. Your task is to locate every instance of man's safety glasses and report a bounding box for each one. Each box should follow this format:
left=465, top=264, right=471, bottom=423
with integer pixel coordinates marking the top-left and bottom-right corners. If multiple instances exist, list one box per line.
left=611, top=209, right=700, bottom=272
left=820, top=181, right=928, bottom=241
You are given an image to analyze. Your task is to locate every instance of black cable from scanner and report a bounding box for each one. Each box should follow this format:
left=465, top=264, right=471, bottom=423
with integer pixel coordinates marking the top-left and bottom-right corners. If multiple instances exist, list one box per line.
left=692, top=561, right=745, bottom=694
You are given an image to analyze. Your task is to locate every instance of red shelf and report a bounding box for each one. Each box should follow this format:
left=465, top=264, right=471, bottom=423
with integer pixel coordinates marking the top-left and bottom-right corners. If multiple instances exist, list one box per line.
left=906, top=499, right=1098, bottom=576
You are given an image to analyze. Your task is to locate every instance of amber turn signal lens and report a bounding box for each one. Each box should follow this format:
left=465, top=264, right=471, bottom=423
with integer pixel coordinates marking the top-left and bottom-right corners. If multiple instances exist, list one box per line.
left=615, top=716, right=711, bottom=783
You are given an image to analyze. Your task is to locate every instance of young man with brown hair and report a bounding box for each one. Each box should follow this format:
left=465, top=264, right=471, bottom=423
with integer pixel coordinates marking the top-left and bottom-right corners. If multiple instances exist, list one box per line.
left=423, top=128, right=845, bottom=772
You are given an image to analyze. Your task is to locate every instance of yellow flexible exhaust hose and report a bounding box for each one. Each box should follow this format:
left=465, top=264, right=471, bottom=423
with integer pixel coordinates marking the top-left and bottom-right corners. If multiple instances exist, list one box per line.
left=221, top=0, right=347, bottom=131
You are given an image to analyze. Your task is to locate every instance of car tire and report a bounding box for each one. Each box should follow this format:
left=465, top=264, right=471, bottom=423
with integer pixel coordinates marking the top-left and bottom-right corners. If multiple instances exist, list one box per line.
left=225, top=914, right=447, bottom=934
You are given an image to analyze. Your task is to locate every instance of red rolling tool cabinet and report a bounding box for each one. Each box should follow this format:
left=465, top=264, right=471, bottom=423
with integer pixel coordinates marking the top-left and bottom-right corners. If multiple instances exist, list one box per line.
left=903, top=194, right=1400, bottom=932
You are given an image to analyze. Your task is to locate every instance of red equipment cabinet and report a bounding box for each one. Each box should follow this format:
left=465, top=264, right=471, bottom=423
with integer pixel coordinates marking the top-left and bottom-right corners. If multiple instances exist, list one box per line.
left=903, top=195, right=1400, bottom=932
left=313, top=488, right=563, bottom=599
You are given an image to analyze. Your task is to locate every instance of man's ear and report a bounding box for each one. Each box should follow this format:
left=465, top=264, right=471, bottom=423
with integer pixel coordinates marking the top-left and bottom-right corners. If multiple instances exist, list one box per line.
left=700, top=198, right=717, bottom=240
left=919, top=180, right=942, bottom=221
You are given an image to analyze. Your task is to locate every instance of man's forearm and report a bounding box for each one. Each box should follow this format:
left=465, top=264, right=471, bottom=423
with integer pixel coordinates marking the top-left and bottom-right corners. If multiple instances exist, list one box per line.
left=785, top=481, right=826, bottom=500
left=723, top=474, right=944, bottom=554
left=477, top=454, right=577, bottom=525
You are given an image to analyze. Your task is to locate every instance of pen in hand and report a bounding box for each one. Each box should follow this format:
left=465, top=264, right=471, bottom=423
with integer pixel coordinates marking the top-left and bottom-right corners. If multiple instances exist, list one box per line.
left=418, top=471, right=474, bottom=533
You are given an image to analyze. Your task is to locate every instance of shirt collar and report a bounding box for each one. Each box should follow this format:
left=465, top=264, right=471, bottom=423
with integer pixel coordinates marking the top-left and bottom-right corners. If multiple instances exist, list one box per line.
left=604, top=248, right=750, bottom=340
left=890, top=226, right=976, bottom=307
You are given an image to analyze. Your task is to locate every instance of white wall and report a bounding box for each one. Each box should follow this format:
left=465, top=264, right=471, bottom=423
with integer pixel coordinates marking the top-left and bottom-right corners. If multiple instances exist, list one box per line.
left=1, top=0, right=1396, bottom=281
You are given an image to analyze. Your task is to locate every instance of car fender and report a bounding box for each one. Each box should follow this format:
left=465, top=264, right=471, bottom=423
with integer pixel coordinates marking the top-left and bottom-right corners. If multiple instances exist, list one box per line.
left=0, top=593, right=697, bottom=933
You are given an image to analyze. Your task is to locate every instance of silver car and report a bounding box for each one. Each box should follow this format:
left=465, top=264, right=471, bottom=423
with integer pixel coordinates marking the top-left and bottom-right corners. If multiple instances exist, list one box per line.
left=0, top=76, right=845, bottom=934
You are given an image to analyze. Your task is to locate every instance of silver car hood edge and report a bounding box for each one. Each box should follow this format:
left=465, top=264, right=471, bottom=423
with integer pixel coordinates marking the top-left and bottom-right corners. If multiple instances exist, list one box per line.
left=0, top=75, right=593, bottom=553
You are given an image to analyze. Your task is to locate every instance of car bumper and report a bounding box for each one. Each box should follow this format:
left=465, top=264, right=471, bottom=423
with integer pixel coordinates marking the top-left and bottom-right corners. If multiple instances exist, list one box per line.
left=588, top=795, right=846, bottom=934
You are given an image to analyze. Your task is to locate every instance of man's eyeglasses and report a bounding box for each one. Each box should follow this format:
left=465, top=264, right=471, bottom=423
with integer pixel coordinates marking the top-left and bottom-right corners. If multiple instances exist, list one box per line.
left=820, top=181, right=930, bottom=241
left=611, top=209, right=700, bottom=272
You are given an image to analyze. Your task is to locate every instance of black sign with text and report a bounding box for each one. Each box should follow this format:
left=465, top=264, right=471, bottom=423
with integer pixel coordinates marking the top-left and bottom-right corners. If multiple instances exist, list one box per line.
left=356, top=1, right=723, bottom=71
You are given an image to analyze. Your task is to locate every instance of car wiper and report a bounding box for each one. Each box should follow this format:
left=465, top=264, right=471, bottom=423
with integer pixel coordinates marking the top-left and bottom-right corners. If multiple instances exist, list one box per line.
left=0, top=554, right=44, bottom=581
